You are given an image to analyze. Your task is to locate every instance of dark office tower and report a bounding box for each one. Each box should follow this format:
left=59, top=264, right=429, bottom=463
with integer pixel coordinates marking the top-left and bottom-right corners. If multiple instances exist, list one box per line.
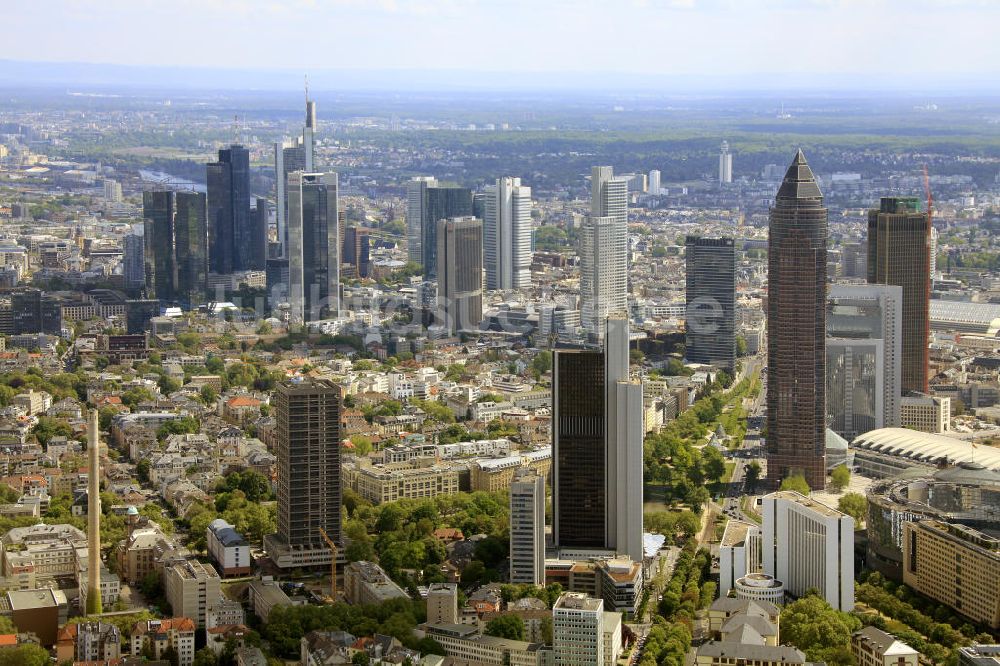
left=173, top=192, right=208, bottom=308
left=287, top=172, right=339, bottom=323
left=342, top=226, right=371, bottom=279
left=143, top=191, right=175, bottom=303
left=12, top=290, right=61, bottom=334
left=265, top=257, right=289, bottom=309
left=206, top=145, right=251, bottom=274
left=125, top=299, right=160, bottom=335
left=552, top=318, right=643, bottom=561
left=420, top=186, right=473, bottom=280
left=122, top=233, right=145, bottom=291
left=250, top=198, right=269, bottom=270
left=867, top=197, right=930, bottom=394
left=436, top=217, right=483, bottom=334
left=142, top=190, right=208, bottom=308
left=767, top=150, right=828, bottom=490
left=685, top=236, right=736, bottom=372
left=265, top=377, right=342, bottom=570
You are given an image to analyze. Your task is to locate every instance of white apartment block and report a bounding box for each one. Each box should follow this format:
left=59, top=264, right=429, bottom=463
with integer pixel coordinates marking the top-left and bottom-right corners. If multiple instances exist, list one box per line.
left=510, top=470, right=545, bottom=585
left=761, top=491, right=854, bottom=611
left=553, top=592, right=606, bottom=666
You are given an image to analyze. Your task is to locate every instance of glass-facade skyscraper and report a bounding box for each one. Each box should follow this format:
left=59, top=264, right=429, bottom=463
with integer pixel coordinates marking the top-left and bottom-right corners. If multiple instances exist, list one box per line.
left=207, top=144, right=251, bottom=275
left=142, top=190, right=207, bottom=308
left=685, top=236, right=736, bottom=372
left=766, top=150, right=828, bottom=489
left=287, top=171, right=339, bottom=323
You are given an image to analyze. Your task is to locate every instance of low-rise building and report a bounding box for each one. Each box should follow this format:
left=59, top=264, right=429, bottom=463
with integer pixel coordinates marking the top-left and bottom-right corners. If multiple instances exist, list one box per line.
left=130, top=618, right=197, bottom=666
left=343, top=460, right=460, bottom=504
left=55, top=621, right=121, bottom=664
left=427, top=583, right=459, bottom=625
left=207, top=518, right=252, bottom=577
left=163, top=559, right=222, bottom=629
left=248, top=578, right=295, bottom=621
left=344, top=561, right=409, bottom=605
left=900, top=394, right=951, bottom=433
left=851, top=627, right=920, bottom=666
left=425, top=623, right=546, bottom=666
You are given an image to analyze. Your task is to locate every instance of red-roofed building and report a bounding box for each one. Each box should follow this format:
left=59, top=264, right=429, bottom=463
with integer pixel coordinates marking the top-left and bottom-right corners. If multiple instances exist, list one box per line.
left=223, top=396, right=263, bottom=425
left=130, top=618, right=196, bottom=666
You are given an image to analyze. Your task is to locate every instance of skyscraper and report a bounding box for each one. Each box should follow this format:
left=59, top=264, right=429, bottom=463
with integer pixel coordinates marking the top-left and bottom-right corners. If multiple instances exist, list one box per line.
left=766, top=150, right=828, bottom=489
left=435, top=216, right=483, bottom=335
left=287, top=172, right=339, bottom=323
left=509, top=470, right=545, bottom=586
left=826, top=284, right=902, bottom=440
left=581, top=167, right=629, bottom=337
left=250, top=198, right=269, bottom=270
left=143, top=190, right=207, bottom=308
left=265, top=377, right=342, bottom=570
left=405, top=177, right=435, bottom=264
left=867, top=196, right=931, bottom=394
left=648, top=169, right=660, bottom=196
left=685, top=236, right=736, bottom=372
left=274, top=95, right=316, bottom=256
left=206, top=144, right=251, bottom=275
left=719, top=140, right=733, bottom=184
left=122, top=233, right=145, bottom=290
left=421, top=186, right=473, bottom=280
left=342, top=226, right=371, bottom=278
left=483, top=176, right=533, bottom=290
left=553, top=316, right=643, bottom=561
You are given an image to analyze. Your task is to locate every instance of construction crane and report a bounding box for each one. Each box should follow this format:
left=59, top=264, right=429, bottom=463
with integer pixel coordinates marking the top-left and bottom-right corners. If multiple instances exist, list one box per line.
left=318, top=527, right=338, bottom=602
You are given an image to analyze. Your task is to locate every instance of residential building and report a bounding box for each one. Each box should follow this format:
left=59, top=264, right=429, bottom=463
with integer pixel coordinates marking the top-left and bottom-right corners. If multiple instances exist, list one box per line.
left=6, top=588, right=69, bottom=647
left=163, top=559, right=222, bottom=628
left=685, top=236, right=736, bottom=372
left=868, top=196, right=931, bottom=394
left=648, top=169, right=660, bottom=195
left=483, top=176, right=533, bottom=290
left=761, top=491, right=854, bottom=611
left=266, top=378, right=342, bottom=569
left=287, top=172, right=339, bottom=323
left=553, top=592, right=607, bottom=666
left=902, top=520, right=1000, bottom=629
left=207, top=518, right=252, bottom=577
left=766, top=150, right=828, bottom=489
left=55, top=621, right=121, bottom=664
left=435, top=216, right=483, bottom=334
left=900, top=394, right=950, bottom=433
left=510, top=469, right=545, bottom=586
left=425, top=624, right=545, bottom=666
left=826, top=284, right=903, bottom=440
left=959, top=646, right=1000, bottom=665
left=553, top=316, right=643, bottom=561
left=851, top=627, right=920, bottom=666
left=343, top=561, right=409, bottom=605
left=130, top=618, right=197, bottom=666
left=248, top=578, right=294, bottom=621
left=426, top=583, right=459, bottom=625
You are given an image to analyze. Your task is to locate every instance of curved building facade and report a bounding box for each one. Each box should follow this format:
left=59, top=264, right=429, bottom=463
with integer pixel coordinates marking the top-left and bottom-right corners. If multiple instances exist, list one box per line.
left=866, top=461, right=1000, bottom=580
left=734, top=573, right=785, bottom=604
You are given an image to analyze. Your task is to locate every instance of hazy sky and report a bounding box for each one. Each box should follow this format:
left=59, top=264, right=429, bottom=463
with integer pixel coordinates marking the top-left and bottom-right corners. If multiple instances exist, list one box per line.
left=5, top=0, right=1000, bottom=81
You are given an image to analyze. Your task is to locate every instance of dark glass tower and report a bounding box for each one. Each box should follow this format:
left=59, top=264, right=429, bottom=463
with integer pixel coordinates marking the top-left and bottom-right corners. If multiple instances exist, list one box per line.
left=287, top=172, right=338, bottom=323
left=251, top=198, right=269, bottom=271
left=207, top=145, right=251, bottom=274
left=142, top=190, right=207, bottom=308
left=766, top=150, right=828, bottom=490
left=420, top=186, right=473, bottom=280
left=685, top=236, right=736, bottom=372
left=867, top=197, right=930, bottom=394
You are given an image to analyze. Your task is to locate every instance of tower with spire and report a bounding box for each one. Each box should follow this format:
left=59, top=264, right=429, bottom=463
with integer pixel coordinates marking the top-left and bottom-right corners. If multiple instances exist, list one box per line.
left=766, top=149, right=828, bottom=490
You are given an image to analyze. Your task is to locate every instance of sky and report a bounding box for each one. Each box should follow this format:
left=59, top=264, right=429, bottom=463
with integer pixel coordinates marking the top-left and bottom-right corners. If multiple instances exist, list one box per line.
left=4, top=0, right=1000, bottom=89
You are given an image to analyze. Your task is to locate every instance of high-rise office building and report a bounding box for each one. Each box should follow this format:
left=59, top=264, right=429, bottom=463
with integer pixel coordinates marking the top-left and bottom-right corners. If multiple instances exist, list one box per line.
left=483, top=177, right=533, bottom=290
left=685, top=236, right=736, bottom=372
left=142, top=190, right=207, bottom=308
left=435, top=216, right=483, bottom=334
left=553, top=317, right=643, bottom=561
left=265, top=377, right=342, bottom=570
left=867, top=196, right=931, bottom=394
left=761, top=491, right=855, bottom=611
left=405, top=177, right=435, bottom=264
left=287, top=172, right=339, bottom=323
left=122, top=233, right=145, bottom=290
left=103, top=179, right=123, bottom=204
left=826, top=284, right=903, bottom=440
left=250, top=198, right=269, bottom=270
left=421, top=186, right=473, bottom=280
left=581, top=167, right=629, bottom=337
left=342, top=226, right=371, bottom=279
left=553, top=593, right=606, bottom=666
left=766, top=150, right=828, bottom=489
left=274, top=95, right=316, bottom=256
left=648, top=169, right=660, bottom=196
left=841, top=241, right=867, bottom=278
left=206, top=145, right=251, bottom=275
left=509, top=470, right=545, bottom=586
left=719, top=140, right=733, bottom=184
